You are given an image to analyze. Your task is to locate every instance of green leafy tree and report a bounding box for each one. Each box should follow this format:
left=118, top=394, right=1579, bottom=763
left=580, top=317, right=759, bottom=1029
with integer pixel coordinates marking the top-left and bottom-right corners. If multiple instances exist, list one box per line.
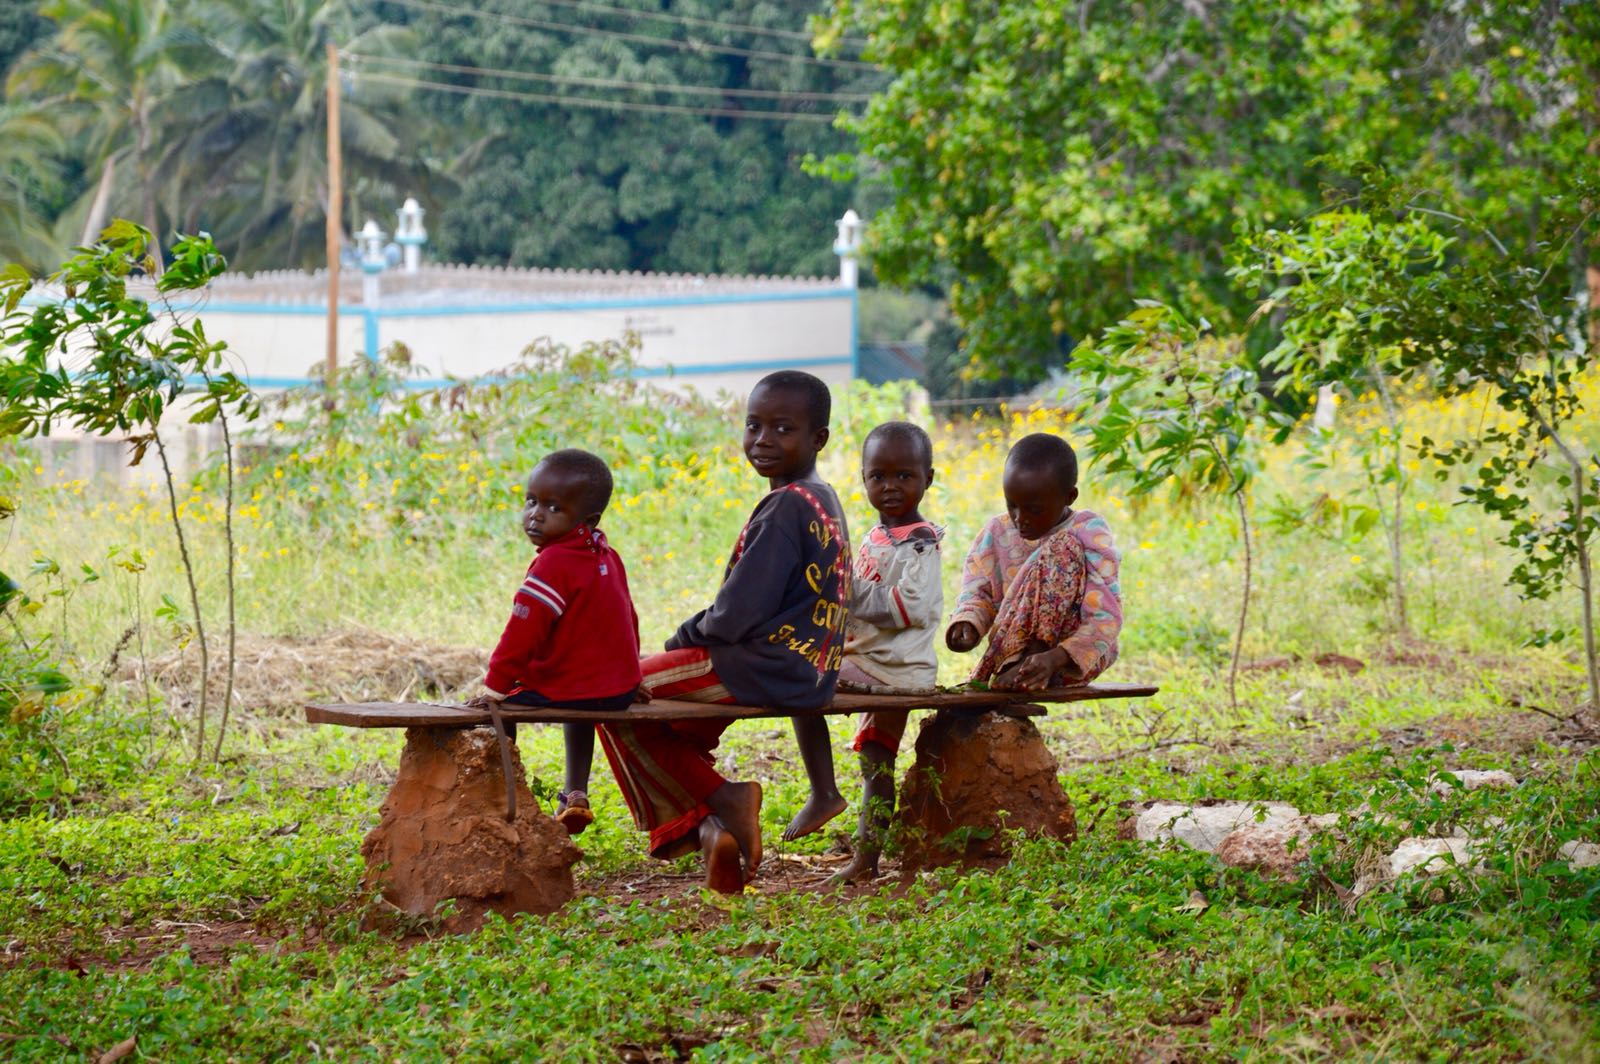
left=1237, top=178, right=1600, bottom=708
left=6, top=0, right=216, bottom=260
left=0, top=221, right=259, bottom=759
left=1234, top=209, right=1457, bottom=637
left=1072, top=302, right=1273, bottom=713
left=399, top=0, right=871, bottom=275
left=817, top=0, right=1600, bottom=382
left=0, top=99, right=64, bottom=271
left=157, top=0, right=429, bottom=269
left=815, top=0, right=1381, bottom=379
left=0, top=3, right=49, bottom=72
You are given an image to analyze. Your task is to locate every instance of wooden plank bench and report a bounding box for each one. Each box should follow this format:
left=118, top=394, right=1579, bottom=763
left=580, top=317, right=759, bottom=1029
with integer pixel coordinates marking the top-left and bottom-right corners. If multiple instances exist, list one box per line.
left=307, top=683, right=1159, bottom=820
left=306, top=682, right=1159, bottom=728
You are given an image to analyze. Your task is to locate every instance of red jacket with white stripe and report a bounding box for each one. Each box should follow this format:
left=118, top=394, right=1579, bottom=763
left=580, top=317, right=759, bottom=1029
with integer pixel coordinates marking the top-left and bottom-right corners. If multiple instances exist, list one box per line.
left=484, top=524, right=643, bottom=701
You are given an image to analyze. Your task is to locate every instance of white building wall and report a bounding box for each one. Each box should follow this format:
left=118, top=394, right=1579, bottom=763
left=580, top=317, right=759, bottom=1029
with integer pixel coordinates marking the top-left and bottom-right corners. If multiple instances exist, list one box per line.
left=16, top=286, right=857, bottom=481
left=188, top=290, right=855, bottom=395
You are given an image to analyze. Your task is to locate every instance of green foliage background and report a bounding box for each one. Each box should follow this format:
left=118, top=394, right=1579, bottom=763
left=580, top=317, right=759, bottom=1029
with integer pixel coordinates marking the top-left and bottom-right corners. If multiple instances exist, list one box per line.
left=0, top=0, right=868, bottom=277
left=818, top=0, right=1600, bottom=380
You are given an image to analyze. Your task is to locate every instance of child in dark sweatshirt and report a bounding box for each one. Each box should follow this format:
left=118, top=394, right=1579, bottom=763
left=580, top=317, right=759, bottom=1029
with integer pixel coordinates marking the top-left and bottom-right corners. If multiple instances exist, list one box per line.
left=595, top=371, right=851, bottom=892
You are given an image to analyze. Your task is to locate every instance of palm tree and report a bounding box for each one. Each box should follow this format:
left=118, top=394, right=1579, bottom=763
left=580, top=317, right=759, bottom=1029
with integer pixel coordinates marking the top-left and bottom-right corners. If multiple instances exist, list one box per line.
left=7, top=0, right=212, bottom=259
left=156, top=0, right=431, bottom=270
left=0, top=99, right=63, bottom=270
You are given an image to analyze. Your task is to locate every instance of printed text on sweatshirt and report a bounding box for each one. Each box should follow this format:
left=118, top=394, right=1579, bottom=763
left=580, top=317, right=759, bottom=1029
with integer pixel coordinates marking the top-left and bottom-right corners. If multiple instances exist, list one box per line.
left=666, top=478, right=851, bottom=709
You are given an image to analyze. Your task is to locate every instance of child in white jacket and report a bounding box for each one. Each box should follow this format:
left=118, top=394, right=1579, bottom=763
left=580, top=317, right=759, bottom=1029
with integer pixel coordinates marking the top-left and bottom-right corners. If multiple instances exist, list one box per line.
left=832, top=421, right=943, bottom=884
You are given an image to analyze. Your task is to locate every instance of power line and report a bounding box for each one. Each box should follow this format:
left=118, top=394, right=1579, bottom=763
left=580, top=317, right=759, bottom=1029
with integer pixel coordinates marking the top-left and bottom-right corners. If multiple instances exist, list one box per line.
left=532, top=0, right=869, bottom=50
left=347, top=52, right=876, bottom=102
left=357, top=69, right=850, bottom=122
left=380, top=0, right=879, bottom=72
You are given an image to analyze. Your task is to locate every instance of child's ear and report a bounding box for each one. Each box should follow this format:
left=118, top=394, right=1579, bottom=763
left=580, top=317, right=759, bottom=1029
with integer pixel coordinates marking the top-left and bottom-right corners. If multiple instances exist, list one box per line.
left=926, top=467, right=936, bottom=486
left=1065, top=486, right=1080, bottom=508
left=812, top=426, right=830, bottom=453
left=584, top=510, right=604, bottom=528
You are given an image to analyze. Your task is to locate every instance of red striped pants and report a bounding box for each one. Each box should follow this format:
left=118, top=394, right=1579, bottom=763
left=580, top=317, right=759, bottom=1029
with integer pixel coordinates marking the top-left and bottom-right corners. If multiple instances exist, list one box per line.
left=595, top=647, right=737, bottom=860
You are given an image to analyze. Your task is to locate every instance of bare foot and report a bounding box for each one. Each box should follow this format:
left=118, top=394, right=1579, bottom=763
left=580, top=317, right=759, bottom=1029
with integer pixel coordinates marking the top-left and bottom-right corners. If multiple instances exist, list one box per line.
left=707, top=780, right=764, bottom=878
left=700, top=816, right=743, bottom=895
left=825, top=852, right=879, bottom=887
left=782, top=793, right=848, bottom=842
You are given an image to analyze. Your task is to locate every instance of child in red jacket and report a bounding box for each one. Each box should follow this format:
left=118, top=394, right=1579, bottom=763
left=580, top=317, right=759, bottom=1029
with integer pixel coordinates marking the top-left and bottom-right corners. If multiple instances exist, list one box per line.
left=471, top=448, right=642, bottom=835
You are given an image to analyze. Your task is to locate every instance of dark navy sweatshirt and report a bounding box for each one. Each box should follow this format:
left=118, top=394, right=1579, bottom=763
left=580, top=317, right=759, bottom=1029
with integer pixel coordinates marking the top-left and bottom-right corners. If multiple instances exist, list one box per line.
left=666, top=477, right=851, bottom=709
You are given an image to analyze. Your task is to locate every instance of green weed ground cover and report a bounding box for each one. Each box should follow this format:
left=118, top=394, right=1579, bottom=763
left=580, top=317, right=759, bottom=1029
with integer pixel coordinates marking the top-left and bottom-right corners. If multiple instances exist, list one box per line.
left=2, top=370, right=1598, bottom=1060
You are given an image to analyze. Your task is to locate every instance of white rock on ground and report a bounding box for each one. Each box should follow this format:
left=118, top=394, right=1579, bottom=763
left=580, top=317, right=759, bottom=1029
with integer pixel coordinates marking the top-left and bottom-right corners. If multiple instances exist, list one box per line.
left=1215, top=821, right=1315, bottom=876
left=1427, top=769, right=1517, bottom=797
left=1559, top=841, right=1600, bottom=870
left=1388, top=836, right=1482, bottom=877
left=1133, top=802, right=1301, bottom=854
left=1214, top=813, right=1349, bottom=876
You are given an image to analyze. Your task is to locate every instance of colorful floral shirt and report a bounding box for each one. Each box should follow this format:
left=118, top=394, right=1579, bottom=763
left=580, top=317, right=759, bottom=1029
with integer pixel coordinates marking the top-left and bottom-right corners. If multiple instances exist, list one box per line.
left=949, top=509, right=1122, bottom=679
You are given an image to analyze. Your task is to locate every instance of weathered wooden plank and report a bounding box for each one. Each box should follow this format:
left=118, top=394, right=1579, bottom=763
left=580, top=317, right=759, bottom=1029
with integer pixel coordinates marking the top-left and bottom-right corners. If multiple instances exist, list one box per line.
left=304, top=682, right=1159, bottom=729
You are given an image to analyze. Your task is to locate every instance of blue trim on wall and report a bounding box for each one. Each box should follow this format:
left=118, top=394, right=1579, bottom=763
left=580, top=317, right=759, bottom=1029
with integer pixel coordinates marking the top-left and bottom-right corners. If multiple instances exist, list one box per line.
left=146, top=287, right=850, bottom=318
left=182, top=355, right=853, bottom=391
left=363, top=309, right=380, bottom=362
left=849, top=286, right=860, bottom=379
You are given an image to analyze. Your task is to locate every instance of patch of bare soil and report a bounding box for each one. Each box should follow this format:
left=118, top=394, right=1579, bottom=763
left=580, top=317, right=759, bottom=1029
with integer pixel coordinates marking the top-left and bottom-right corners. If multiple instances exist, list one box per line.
left=0, top=914, right=311, bottom=977
left=577, top=852, right=906, bottom=912
left=1243, top=653, right=1367, bottom=674
left=1376, top=706, right=1599, bottom=757
left=123, top=627, right=486, bottom=713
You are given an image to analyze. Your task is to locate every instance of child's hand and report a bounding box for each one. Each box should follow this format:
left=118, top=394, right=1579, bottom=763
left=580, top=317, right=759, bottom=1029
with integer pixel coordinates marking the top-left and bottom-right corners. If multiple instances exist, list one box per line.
left=946, top=621, right=981, bottom=653
left=1012, top=647, right=1072, bottom=690
left=464, top=690, right=505, bottom=708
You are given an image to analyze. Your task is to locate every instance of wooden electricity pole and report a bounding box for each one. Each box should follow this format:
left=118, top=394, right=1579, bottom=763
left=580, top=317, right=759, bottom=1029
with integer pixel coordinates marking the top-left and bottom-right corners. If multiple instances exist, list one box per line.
left=324, top=42, right=343, bottom=407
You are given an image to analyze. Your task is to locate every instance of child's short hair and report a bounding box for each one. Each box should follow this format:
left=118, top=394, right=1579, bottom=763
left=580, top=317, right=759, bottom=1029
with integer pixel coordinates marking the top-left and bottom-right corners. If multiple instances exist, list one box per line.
left=1006, top=433, right=1078, bottom=494
left=754, top=370, right=831, bottom=430
left=541, top=448, right=614, bottom=517
left=863, top=420, right=934, bottom=471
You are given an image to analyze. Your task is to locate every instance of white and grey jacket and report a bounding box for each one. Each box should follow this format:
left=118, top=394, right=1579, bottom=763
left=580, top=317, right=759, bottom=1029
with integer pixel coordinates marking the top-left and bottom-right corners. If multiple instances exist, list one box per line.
left=842, top=521, right=943, bottom=690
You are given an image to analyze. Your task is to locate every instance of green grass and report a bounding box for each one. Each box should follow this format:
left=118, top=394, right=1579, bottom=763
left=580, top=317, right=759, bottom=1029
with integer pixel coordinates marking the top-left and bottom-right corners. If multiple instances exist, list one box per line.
left=3, top=373, right=1599, bottom=1060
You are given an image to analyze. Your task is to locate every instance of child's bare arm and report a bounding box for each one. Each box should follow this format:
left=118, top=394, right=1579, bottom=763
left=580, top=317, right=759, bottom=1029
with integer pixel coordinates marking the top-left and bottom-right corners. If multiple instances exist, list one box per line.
left=948, top=519, right=1004, bottom=652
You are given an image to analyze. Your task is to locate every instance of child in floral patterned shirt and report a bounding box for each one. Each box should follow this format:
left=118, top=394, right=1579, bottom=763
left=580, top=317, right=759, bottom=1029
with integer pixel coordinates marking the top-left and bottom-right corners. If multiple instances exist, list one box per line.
left=946, top=433, right=1121, bottom=689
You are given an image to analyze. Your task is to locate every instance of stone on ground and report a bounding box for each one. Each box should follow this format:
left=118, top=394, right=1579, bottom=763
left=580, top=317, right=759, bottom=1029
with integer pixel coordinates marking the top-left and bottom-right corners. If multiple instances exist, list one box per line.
left=897, top=709, right=1076, bottom=870
left=1559, top=840, right=1600, bottom=870
left=1215, top=819, right=1322, bottom=877
left=1387, top=836, right=1482, bottom=878
left=361, top=727, right=581, bottom=932
left=1428, top=769, right=1518, bottom=797
left=1131, top=801, right=1302, bottom=854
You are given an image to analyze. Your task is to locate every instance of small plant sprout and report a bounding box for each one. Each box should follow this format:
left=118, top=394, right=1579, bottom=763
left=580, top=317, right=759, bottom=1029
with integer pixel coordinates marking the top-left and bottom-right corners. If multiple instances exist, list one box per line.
left=1072, top=302, right=1271, bottom=714
left=0, top=221, right=259, bottom=760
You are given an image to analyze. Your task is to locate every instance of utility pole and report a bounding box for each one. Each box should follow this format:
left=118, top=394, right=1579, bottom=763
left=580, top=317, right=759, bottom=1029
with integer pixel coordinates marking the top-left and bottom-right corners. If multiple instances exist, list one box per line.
left=324, top=42, right=343, bottom=408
